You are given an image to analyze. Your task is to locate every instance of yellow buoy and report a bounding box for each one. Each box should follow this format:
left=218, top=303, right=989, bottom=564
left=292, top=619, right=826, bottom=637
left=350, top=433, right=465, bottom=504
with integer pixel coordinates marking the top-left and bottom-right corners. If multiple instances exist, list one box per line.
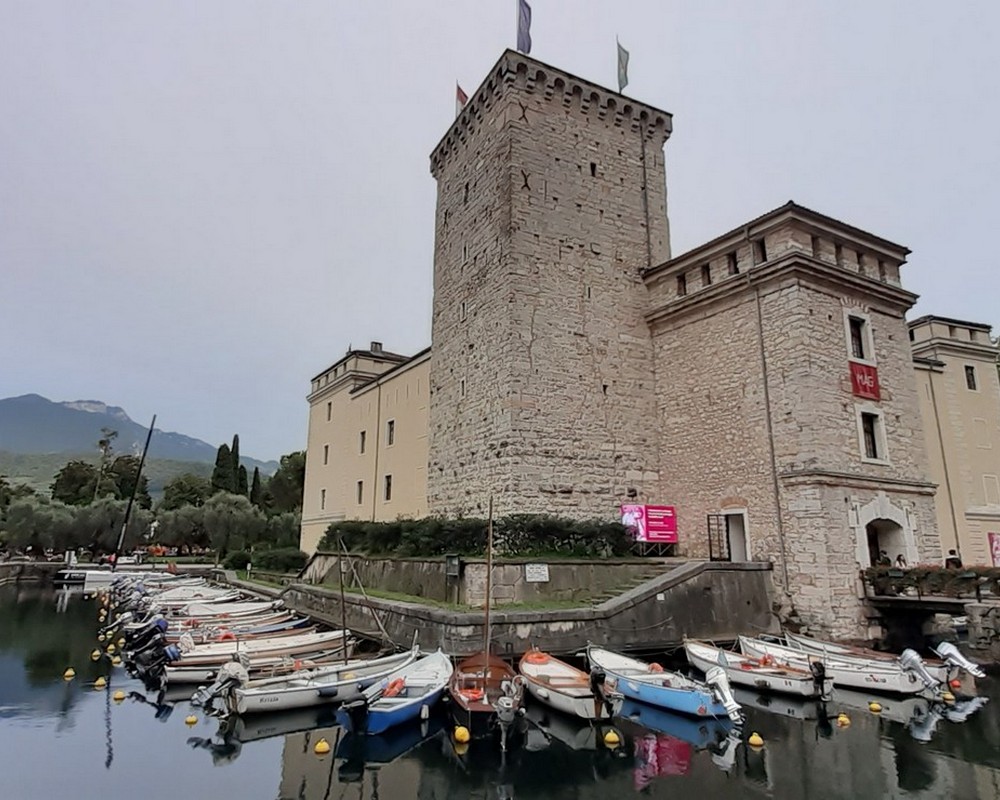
left=313, top=738, right=331, bottom=755
left=111, top=656, right=122, bottom=667
left=97, top=634, right=105, bottom=643
left=113, top=690, right=126, bottom=703
left=603, top=730, right=621, bottom=748
left=836, top=713, right=851, bottom=727
left=185, top=715, right=198, bottom=726
left=106, top=644, right=116, bottom=654
left=868, top=701, right=882, bottom=714
left=94, top=676, right=107, bottom=690
left=748, top=732, right=764, bottom=748
left=941, top=691, right=956, bottom=704
left=453, top=742, right=469, bottom=756
left=63, top=668, right=76, bottom=681
left=91, top=649, right=101, bottom=661
left=453, top=725, right=471, bottom=744
left=117, top=638, right=125, bottom=648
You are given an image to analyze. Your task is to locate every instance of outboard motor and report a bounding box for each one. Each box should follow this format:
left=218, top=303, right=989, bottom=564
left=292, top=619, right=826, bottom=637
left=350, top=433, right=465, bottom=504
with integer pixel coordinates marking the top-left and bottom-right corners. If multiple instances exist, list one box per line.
left=704, top=666, right=743, bottom=724
left=191, top=660, right=250, bottom=713
left=933, top=642, right=986, bottom=679
left=808, top=660, right=830, bottom=700
left=899, top=649, right=940, bottom=692
left=589, top=667, right=613, bottom=716
left=125, top=618, right=170, bottom=652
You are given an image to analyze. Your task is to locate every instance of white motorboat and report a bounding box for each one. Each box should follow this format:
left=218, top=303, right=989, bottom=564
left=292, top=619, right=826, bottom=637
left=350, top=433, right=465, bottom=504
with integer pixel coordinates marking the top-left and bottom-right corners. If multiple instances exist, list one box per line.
left=738, top=635, right=940, bottom=695
left=684, top=639, right=834, bottom=699
left=162, top=645, right=355, bottom=684
left=519, top=649, right=611, bottom=720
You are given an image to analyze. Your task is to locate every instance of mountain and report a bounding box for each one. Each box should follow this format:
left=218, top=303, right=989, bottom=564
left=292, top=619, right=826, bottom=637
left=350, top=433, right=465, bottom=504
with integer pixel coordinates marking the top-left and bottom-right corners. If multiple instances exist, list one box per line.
left=0, top=394, right=278, bottom=473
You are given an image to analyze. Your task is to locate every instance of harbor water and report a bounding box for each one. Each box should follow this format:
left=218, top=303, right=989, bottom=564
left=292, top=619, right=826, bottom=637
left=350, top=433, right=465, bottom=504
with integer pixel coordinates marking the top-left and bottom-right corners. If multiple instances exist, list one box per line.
left=2, top=585, right=999, bottom=799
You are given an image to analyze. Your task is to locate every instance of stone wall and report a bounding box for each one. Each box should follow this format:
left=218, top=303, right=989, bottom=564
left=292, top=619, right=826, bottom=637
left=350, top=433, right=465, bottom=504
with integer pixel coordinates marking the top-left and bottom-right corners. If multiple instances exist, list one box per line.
left=427, top=51, right=673, bottom=519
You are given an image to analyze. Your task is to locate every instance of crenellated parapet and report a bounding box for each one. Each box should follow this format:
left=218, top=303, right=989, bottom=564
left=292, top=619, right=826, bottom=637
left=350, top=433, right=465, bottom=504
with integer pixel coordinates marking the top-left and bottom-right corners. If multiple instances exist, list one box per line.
left=430, top=49, right=672, bottom=178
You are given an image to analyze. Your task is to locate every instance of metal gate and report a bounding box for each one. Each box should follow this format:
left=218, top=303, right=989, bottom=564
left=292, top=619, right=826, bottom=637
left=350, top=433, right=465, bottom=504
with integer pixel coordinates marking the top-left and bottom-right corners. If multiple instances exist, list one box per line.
left=706, top=514, right=730, bottom=562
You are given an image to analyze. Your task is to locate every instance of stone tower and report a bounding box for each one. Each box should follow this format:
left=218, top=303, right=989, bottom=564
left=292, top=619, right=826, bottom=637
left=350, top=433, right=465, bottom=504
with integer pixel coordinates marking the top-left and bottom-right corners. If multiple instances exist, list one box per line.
left=427, top=50, right=673, bottom=518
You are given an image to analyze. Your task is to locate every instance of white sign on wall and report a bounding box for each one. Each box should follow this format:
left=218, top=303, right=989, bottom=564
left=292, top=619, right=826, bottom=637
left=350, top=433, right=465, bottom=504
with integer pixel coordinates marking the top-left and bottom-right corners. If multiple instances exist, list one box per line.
left=524, top=563, right=550, bottom=583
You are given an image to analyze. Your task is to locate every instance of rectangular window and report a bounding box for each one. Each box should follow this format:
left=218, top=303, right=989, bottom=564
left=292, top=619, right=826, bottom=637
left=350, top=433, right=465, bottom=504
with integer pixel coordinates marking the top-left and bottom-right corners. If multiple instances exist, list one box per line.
left=326, top=402, right=332, bottom=422
left=701, top=264, right=712, bottom=286
left=727, top=252, right=739, bottom=275
left=878, top=260, right=887, bottom=282
left=460, top=301, right=467, bottom=321
left=387, top=419, right=395, bottom=445
left=323, top=444, right=329, bottom=465
left=966, top=365, right=978, bottom=390
left=835, top=243, right=843, bottom=266
left=857, top=252, right=866, bottom=276
left=460, top=379, right=466, bottom=397
left=320, top=488, right=326, bottom=510
left=384, top=474, right=392, bottom=502
left=676, top=273, right=687, bottom=297
left=359, top=430, right=367, bottom=454
left=849, top=316, right=868, bottom=361
left=861, top=413, right=880, bottom=460
left=754, top=238, right=767, bottom=264
left=810, top=235, right=820, bottom=258
left=356, top=481, right=363, bottom=505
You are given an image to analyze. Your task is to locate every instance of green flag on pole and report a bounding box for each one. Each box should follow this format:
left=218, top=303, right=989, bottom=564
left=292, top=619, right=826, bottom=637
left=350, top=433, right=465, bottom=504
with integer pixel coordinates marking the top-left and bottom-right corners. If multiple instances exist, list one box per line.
left=617, top=38, right=629, bottom=92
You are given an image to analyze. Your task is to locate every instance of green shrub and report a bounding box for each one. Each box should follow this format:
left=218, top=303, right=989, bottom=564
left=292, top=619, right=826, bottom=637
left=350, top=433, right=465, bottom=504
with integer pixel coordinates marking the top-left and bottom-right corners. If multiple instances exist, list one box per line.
left=319, top=514, right=631, bottom=558
left=224, top=550, right=251, bottom=570
left=254, top=547, right=308, bottom=573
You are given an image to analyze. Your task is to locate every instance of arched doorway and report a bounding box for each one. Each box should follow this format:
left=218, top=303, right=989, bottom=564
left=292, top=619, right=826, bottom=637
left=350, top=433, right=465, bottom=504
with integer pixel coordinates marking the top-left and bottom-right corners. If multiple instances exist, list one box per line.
left=866, top=518, right=906, bottom=567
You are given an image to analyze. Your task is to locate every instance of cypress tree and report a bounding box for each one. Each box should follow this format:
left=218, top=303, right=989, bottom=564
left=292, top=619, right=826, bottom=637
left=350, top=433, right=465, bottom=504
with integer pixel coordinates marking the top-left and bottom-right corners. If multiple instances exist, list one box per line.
left=230, top=434, right=241, bottom=491
left=249, top=467, right=262, bottom=508
left=237, top=465, right=249, bottom=497
left=211, top=444, right=236, bottom=494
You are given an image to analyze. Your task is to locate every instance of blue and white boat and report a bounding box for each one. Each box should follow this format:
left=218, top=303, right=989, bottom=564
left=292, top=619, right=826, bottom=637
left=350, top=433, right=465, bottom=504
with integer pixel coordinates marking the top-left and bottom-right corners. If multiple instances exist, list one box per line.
left=587, top=645, right=742, bottom=723
left=336, top=650, right=454, bottom=735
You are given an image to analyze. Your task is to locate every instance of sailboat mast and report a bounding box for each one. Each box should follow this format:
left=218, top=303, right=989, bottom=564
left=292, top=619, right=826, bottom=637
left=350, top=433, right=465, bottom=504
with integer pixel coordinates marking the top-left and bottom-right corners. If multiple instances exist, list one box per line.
left=483, top=496, right=494, bottom=664
left=112, top=415, right=156, bottom=572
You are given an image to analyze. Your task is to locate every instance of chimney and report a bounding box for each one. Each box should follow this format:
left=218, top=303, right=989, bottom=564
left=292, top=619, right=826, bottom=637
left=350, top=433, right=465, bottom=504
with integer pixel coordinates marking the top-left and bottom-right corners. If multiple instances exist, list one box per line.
left=370, top=341, right=383, bottom=354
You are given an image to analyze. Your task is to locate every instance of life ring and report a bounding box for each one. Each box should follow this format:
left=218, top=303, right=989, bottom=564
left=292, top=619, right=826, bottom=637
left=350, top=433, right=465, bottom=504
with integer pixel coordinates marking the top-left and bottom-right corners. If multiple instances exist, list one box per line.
left=384, top=678, right=406, bottom=698
left=459, top=687, right=484, bottom=702
left=648, top=662, right=665, bottom=673
left=217, top=631, right=236, bottom=642
left=759, top=654, right=774, bottom=667
left=525, top=651, right=550, bottom=665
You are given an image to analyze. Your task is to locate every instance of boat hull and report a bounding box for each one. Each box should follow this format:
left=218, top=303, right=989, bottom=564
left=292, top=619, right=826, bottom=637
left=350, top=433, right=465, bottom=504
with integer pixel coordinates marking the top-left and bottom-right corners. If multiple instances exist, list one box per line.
left=685, top=640, right=833, bottom=698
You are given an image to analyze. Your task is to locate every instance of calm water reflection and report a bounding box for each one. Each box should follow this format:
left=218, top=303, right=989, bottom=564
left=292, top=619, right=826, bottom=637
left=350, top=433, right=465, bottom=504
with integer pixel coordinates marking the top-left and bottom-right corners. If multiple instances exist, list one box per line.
left=2, top=586, right=999, bottom=799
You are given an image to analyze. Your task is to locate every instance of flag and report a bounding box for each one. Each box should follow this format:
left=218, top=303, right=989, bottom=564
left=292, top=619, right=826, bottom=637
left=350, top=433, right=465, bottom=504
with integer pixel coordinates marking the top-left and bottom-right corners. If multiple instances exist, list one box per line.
left=617, top=38, right=629, bottom=92
left=517, top=0, right=532, bottom=54
left=456, top=83, right=468, bottom=117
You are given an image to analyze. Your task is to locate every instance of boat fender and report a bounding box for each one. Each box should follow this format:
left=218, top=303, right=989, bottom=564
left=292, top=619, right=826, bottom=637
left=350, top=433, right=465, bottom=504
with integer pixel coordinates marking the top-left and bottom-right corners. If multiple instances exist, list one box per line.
left=384, top=678, right=406, bottom=698
left=217, top=631, right=236, bottom=642
left=164, top=645, right=182, bottom=663
left=648, top=663, right=664, bottom=673
left=155, top=619, right=169, bottom=632
left=536, top=687, right=550, bottom=700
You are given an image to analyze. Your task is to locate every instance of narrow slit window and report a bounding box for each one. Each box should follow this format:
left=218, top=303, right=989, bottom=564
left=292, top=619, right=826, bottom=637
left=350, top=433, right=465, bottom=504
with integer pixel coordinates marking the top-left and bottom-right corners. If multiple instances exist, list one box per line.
left=966, top=365, right=978, bottom=391
left=356, top=481, right=363, bottom=505
left=701, top=264, right=712, bottom=286
left=359, top=430, right=367, bottom=454
left=676, top=273, right=687, bottom=297
left=384, top=475, right=393, bottom=502
left=754, top=238, right=767, bottom=263
left=320, top=488, right=326, bottom=510
left=387, top=419, right=395, bottom=445
left=727, top=252, right=739, bottom=275
left=323, top=444, right=329, bottom=465
left=326, top=402, right=332, bottom=422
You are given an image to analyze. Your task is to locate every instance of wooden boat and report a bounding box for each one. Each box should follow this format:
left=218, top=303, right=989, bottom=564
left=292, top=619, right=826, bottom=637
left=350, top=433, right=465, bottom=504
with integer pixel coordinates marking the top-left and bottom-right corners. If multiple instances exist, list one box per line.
left=222, top=646, right=421, bottom=715
left=518, top=648, right=611, bottom=720
left=785, top=632, right=984, bottom=680
left=738, top=635, right=939, bottom=695
left=337, top=650, right=454, bottom=735
left=683, top=639, right=833, bottom=699
left=587, top=645, right=742, bottom=722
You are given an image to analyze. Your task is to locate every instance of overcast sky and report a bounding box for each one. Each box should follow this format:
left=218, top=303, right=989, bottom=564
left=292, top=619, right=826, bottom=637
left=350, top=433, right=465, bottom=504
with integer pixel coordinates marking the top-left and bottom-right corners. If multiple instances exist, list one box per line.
left=2, top=1, right=998, bottom=461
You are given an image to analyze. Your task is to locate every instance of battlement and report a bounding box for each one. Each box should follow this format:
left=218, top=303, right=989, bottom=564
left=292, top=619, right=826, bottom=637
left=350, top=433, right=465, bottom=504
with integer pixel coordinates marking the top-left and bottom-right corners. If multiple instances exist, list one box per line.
left=430, top=49, right=673, bottom=178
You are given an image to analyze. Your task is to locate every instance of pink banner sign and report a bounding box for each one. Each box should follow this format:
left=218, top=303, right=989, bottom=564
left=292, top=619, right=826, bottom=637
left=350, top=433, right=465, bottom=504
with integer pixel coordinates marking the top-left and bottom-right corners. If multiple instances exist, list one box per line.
left=990, top=532, right=1000, bottom=567
left=621, top=504, right=678, bottom=543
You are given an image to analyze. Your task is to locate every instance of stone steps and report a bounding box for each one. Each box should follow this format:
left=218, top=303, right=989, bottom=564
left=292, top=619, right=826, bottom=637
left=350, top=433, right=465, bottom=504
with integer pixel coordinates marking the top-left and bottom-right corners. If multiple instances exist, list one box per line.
left=588, top=565, right=680, bottom=605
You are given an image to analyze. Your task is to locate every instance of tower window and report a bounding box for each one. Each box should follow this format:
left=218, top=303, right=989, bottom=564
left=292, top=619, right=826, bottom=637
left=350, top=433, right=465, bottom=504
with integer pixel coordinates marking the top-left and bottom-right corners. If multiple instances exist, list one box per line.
left=326, top=402, right=332, bottom=422
left=320, top=488, right=326, bottom=510
left=878, top=261, right=887, bottom=282
left=701, top=264, right=712, bottom=286
left=384, top=475, right=393, bottom=502
left=810, top=235, right=820, bottom=258
left=835, top=243, right=843, bottom=266
left=590, top=162, right=597, bottom=177
left=861, top=413, right=881, bottom=460
left=966, top=365, right=978, bottom=391
left=359, top=430, right=367, bottom=454
left=356, top=481, right=363, bottom=505
left=754, top=238, right=767, bottom=264
left=387, top=419, right=396, bottom=445
left=460, top=301, right=467, bottom=321
left=727, top=252, right=739, bottom=275
left=463, top=182, right=469, bottom=204
left=848, top=316, right=871, bottom=361
left=323, top=444, right=329, bottom=465
left=676, top=273, right=687, bottom=297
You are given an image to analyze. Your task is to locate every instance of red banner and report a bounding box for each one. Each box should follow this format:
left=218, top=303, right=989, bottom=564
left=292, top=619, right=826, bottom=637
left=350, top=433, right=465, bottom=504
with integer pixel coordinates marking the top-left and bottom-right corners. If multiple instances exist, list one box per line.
left=850, top=362, right=881, bottom=401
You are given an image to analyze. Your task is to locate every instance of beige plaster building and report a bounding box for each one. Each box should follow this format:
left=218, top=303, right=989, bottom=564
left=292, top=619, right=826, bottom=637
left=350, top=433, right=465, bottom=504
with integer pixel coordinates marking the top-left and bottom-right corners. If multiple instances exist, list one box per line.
left=298, top=49, right=996, bottom=635
left=911, top=316, right=1000, bottom=566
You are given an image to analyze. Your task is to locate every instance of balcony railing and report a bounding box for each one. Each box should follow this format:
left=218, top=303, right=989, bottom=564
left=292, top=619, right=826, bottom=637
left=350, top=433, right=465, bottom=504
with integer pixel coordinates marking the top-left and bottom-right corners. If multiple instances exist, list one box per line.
left=862, top=566, right=1000, bottom=602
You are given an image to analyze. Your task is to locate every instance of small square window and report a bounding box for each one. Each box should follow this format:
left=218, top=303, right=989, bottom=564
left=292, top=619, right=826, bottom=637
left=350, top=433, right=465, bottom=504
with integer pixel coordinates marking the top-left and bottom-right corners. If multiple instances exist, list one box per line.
left=356, top=481, right=363, bottom=505
left=326, top=402, right=332, bottom=422
left=387, top=419, right=395, bottom=445
left=966, top=365, right=978, bottom=391
left=323, top=444, right=329, bottom=465
left=320, top=488, right=326, bottom=511
left=676, top=274, right=687, bottom=297
left=861, top=413, right=881, bottom=460
left=359, top=430, right=367, bottom=454
left=384, top=475, right=393, bottom=502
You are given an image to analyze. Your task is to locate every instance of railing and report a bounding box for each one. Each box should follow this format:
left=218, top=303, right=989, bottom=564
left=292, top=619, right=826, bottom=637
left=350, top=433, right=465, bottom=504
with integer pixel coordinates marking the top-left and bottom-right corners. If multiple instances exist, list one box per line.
left=861, top=566, right=1000, bottom=602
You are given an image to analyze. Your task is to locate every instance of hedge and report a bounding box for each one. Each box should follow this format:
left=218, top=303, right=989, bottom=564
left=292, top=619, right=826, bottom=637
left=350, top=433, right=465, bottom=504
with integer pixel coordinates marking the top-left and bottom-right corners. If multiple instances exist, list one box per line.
left=224, top=550, right=251, bottom=570
left=253, top=547, right=309, bottom=573
left=318, top=514, right=633, bottom=558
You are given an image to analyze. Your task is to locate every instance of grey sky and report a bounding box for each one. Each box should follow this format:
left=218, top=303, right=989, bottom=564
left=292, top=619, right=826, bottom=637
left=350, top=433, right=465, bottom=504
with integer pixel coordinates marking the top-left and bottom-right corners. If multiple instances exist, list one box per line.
left=2, top=1, right=997, bottom=461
